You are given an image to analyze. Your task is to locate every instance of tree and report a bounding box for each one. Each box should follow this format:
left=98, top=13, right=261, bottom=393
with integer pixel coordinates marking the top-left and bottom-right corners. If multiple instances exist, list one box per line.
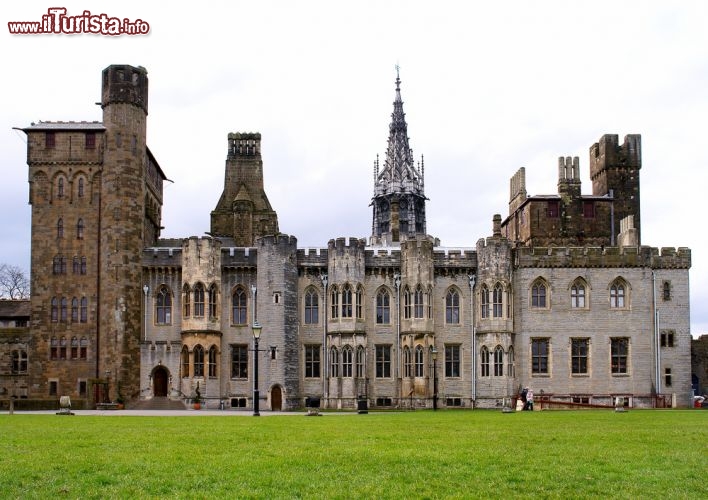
left=0, top=264, right=29, bottom=299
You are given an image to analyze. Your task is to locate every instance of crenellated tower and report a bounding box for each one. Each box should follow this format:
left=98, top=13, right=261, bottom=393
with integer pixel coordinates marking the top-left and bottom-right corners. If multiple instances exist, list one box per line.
left=371, top=70, right=427, bottom=246
left=211, top=133, right=279, bottom=246
left=98, top=64, right=154, bottom=403
left=23, top=65, right=163, bottom=405
left=256, top=234, right=299, bottom=408
left=590, top=134, right=642, bottom=244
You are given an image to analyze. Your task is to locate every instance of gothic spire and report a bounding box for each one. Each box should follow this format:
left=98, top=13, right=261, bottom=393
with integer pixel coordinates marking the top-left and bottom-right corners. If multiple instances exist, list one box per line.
left=370, top=69, right=427, bottom=245
left=373, top=70, right=424, bottom=195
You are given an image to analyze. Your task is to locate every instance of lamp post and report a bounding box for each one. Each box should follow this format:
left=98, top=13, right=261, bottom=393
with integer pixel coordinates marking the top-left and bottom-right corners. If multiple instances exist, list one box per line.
left=394, top=273, right=401, bottom=404
left=468, top=274, right=476, bottom=408
left=105, top=370, right=111, bottom=403
left=252, top=321, right=262, bottom=416
left=432, top=346, right=438, bottom=411
left=142, top=284, right=149, bottom=342
left=320, top=274, right=328, bottom=402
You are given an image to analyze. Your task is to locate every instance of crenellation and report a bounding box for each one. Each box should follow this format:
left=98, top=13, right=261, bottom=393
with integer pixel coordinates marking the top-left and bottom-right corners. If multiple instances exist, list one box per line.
left=516, top=245, right=691, bottom=269
left=297, top=248, right=328, bottom=264
left=17, top=65, right=693, bottom=411
left=220, top=247, right=258, bottom=268
left=330, top=237, right=367, bottom=254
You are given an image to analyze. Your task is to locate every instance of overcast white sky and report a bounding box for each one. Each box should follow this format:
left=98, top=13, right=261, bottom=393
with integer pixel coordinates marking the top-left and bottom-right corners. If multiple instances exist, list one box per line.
left=2, top=1, right=706, bottom=336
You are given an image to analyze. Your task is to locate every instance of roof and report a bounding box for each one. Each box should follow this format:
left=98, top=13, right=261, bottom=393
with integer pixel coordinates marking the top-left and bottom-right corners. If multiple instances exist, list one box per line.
left=22, top=121, right=106, bottom=131
left=0, top=299, right=30, bottom=318
left=146, top=147, right=169, bottom=181
left=502, top=193, right=614, bottom=226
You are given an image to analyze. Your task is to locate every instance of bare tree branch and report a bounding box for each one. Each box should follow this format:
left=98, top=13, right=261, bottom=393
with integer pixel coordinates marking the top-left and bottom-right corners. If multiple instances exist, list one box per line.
left=0, top=264, right=30, bottom=299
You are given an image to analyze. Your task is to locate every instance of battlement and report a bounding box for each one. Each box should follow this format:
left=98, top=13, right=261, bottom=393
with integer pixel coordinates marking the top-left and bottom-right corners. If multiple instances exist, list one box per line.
left=227, top=132, right=261, bottom=157
left=590, top=134, right=641, bottom=180
left=101, top=65, right=149, bottom=113
left=328, top=237, right=368, bottom=254
left=143, top=245, right=183, bottom=267
left=297, top=247, right=328, bottom=267
left=222, top=247, right=258, bottom=268
left=432, top=247, right=477, bottom=268
left=399, top=234, right=438, bottom=246
left=257, top=233, right=297, bottom=249
left=183, top=235, right=221, bottom=252
left=365, top=247, right=401, bottom=268
left=515, top=245, right=690, bottom=269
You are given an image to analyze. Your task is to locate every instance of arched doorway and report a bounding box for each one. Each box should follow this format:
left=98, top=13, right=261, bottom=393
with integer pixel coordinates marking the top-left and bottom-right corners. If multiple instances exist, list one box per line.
left=153, top=366, right=169, bottom=397
left=271, top=385, right=282, bottom=411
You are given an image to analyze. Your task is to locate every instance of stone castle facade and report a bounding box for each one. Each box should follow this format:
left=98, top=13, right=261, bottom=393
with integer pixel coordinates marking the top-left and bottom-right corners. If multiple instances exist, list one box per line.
left=13, top=64, right=692, bottom=410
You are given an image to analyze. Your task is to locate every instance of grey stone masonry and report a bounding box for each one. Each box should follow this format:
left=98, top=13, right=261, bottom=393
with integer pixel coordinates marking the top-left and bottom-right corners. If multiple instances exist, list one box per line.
left=257, top=235, right=299, bottom=409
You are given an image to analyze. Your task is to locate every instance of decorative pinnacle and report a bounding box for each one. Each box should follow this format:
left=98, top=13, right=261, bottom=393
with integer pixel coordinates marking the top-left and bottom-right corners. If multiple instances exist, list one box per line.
left=372, top=67, right=424, bottom=196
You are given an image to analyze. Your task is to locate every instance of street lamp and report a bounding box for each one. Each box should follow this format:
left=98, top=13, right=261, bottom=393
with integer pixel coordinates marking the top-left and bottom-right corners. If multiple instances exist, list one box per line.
left=320, top=274, right=328, bottom=401
left=252, top=321, right=262, bottom=416
left=394, top=273, right=401, bottom=403
left=468, top=274, right=476, bottom=408
left=105, top=370, right=111, bottom=403
left=143, top=285, right=149, bottom=342
left=432, top=346, right=438, bottom=411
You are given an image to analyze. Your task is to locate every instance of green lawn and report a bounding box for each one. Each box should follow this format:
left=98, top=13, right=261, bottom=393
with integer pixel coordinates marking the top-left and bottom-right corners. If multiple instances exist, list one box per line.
left=1, top=410, right=706, bottom=498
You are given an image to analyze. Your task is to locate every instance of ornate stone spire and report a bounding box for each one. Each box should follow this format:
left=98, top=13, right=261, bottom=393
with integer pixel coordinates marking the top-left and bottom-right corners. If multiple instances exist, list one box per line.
left=371, top=69, right=427, bottom=245
left=374, top=69, right=424, bottom=196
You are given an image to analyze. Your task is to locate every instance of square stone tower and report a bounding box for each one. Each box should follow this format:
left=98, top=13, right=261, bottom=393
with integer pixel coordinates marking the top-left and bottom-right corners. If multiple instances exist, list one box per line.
left=24, top=65, right=165, bottom=405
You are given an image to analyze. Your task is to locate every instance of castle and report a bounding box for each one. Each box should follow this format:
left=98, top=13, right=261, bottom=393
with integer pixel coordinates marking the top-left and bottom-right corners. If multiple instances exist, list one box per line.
left=6, top=64, right=692, bottom=409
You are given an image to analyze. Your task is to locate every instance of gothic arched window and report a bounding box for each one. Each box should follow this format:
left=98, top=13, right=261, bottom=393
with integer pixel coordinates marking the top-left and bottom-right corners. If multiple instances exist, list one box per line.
left=193, top=345, right=204, bottom=377
left=342, top=285, right=353, bottom=318
left=446, top=289, right=460, bottom=324
left=304, top=288, right=319, bottom=324
left=376, top=289, right=390, bottom=324
left=156, top=285, right=172, bottom=325
left=232, top=287, right=247, bottom=325
left=193, top=283, right=205, bottom=317
left=531, top=280, right=548, bottom=308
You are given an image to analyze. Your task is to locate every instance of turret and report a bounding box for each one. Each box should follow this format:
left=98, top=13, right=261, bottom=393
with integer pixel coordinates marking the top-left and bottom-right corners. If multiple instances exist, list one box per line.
left=590, top=134, right=642, bottom=244
left=99, top=64, right=152, bottom=402
left=256, top=234, right=299, bottom=408
left=101, top=65, right=148, bottom=114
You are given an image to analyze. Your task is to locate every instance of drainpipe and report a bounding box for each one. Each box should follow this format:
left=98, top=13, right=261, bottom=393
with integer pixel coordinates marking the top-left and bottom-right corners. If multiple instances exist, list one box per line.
left=394, top=273, right=401, bottom=404
left=320, top=274, right=328, bottom=402
left=652, top=271, right=661, bottom=395
left=609, top=189, right=615, bottom=246
left=143, top=285, right=149, bottom=342
left=251, top=284, right=257, bottom=409
left=95, top=178, right=102, bottom=405
left=469, top=274, right=476, bottom=408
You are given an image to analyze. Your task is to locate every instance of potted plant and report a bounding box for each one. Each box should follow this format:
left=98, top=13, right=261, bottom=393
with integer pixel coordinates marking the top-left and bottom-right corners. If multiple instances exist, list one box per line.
left=193, top=383, right=201, bottom=410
